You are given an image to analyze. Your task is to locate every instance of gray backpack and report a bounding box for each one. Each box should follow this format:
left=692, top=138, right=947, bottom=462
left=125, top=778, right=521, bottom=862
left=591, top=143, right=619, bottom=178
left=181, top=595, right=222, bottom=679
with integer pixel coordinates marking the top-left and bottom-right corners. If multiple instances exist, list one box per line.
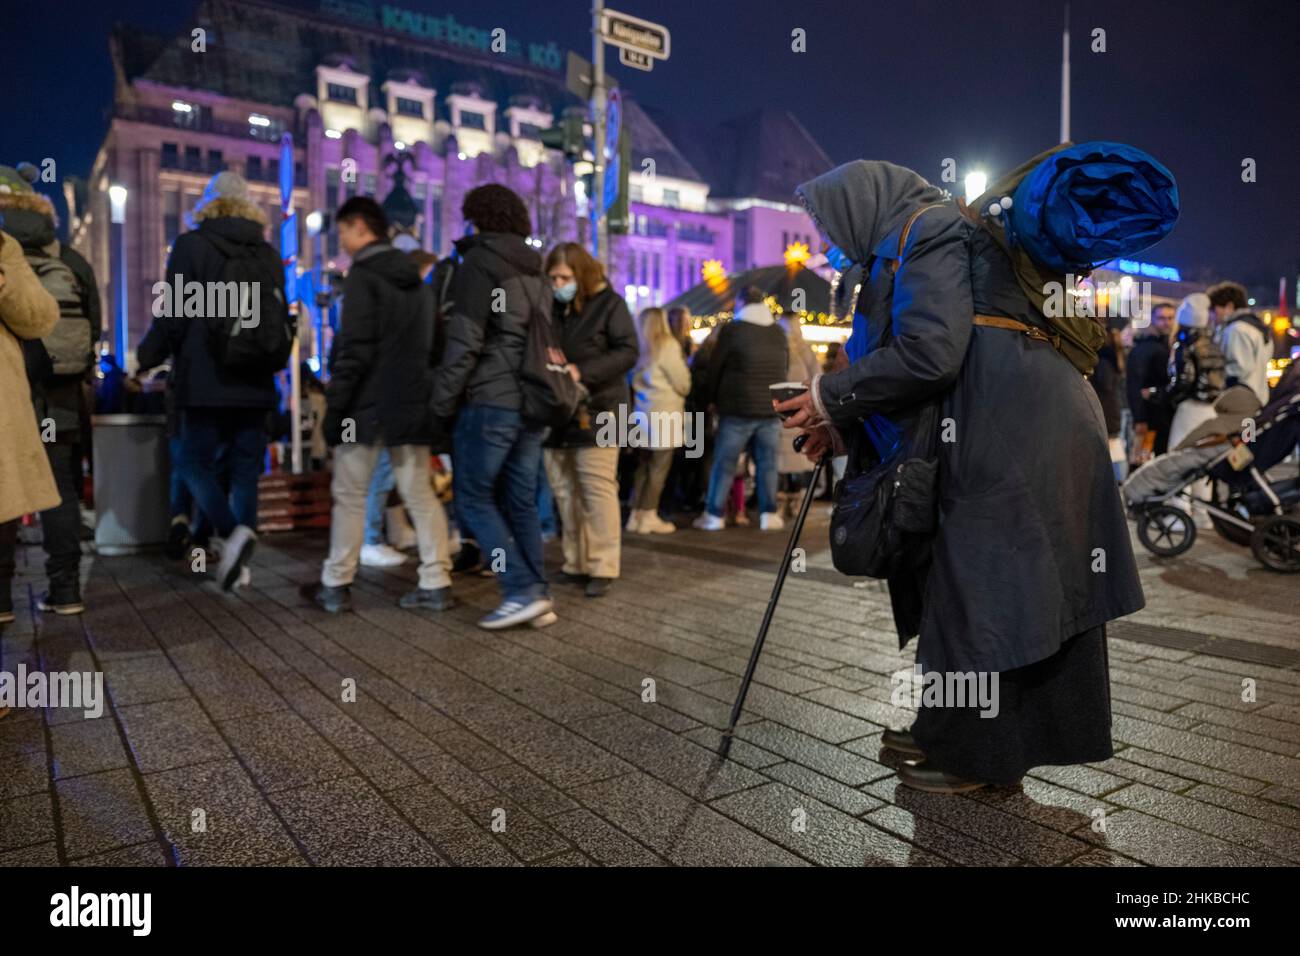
left=27, top=245, right=92, bottom=375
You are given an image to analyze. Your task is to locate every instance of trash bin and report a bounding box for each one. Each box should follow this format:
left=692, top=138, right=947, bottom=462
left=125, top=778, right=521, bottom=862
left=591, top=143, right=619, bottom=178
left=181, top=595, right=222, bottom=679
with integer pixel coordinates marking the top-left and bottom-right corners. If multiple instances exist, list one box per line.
left=91, top=414, right=170, bottom=555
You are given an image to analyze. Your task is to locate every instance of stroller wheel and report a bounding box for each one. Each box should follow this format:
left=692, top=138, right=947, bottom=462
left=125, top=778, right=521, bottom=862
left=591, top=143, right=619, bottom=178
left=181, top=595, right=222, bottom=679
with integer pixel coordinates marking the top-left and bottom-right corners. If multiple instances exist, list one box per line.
left=1250, top=516, right=1300, bottom=574
left=1209, top=511, right=1256, bottom=547
left=1137, top=505, right=1197, bottom=557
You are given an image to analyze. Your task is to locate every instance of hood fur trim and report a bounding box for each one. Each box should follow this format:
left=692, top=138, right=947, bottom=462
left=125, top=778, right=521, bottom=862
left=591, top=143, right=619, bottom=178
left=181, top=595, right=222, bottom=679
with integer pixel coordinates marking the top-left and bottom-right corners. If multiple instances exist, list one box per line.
left=194, top=196, right=268, bottom=226
left=0, top=190, right=55, bottom=220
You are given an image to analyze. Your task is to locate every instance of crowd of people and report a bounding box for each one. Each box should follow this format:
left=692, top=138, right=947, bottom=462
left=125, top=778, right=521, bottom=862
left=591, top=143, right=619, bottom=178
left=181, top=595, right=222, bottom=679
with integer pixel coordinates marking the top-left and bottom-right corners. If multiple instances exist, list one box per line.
left=1088, top=280, right=1275, bottom=500
left=0, top=170, right=828, bottom=633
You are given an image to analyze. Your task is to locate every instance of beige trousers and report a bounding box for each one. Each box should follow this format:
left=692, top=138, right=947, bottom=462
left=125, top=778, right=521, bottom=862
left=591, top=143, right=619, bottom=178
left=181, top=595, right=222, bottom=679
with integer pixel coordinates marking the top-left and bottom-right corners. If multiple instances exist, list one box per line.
left=322, top=443, right=452, bottom=590
left=544, top=444, right=622, bottom=579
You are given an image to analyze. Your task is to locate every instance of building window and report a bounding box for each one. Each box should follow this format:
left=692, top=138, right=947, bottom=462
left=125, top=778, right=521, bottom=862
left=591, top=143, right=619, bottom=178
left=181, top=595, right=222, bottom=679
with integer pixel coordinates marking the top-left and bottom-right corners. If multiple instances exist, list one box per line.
left=517, top=122, right=542, bottom=140
left=363, top=174, right=377, bottom=197
left=458, top=110, right=486, bottom=131
left=161, top=143, right=179, bottom=170
left=395, top=96, right=425, bottom=118
left=268, top=158, right=280, bottom=185
left=247, top=156, right=262, bottom=181
left=207, top=150, right=224, bottom=174
left=629, top=183, right=643, bottom=202
left=662, top=188, right=680, bottom=207
left=430, top=184, right=443, bottom=254
left=163, top=189, right=180, bottom=248
left=296, top=162, right=307, bottom=188
left=184, top=146, right=202, bottom=173
left=653, top=253, right=660, bottom=290
left=675, top=257, right=683, bottom=293
left=326, top=169, right=340, bottom=257
left=327, top=83, right=358, bottom=104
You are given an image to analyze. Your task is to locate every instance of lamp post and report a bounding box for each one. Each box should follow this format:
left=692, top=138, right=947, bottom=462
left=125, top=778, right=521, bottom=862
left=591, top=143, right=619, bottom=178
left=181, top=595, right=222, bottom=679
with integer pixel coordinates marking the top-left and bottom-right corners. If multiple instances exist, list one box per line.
left=108, top=184, right=129, bottom=362
left=963, top=171, right=988, bottom=205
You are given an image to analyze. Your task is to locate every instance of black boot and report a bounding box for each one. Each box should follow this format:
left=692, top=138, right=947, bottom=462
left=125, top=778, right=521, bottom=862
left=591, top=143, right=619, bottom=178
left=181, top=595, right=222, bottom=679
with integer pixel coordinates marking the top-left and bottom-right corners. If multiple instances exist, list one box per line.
left=300, top=582, right=351, bottom=614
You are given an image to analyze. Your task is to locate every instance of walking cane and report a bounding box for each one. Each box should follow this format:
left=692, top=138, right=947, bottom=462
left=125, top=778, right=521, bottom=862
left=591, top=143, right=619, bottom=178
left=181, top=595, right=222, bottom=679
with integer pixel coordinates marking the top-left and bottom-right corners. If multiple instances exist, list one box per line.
left=719, top=433, right=829, bottom=758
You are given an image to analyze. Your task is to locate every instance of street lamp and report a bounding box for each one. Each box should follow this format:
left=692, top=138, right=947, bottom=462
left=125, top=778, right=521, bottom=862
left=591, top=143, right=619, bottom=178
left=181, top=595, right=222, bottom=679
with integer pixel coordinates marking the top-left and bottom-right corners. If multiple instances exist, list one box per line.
left=963, top=171, right=987, bottom=205
left=108, top=184, right=129, bottom=362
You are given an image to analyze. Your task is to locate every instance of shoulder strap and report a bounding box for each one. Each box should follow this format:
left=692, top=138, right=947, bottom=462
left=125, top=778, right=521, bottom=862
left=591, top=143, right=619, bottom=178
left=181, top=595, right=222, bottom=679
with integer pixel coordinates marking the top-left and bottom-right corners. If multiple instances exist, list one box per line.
left=889, top=203, right=946, bottom=274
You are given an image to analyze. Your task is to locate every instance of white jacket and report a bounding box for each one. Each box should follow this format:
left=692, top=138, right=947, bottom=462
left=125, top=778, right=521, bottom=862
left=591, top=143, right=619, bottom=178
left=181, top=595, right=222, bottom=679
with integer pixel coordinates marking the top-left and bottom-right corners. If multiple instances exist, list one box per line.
left=632, top=343, right=691, bottom=448
left=1217, top=311, right=1271, bottom=406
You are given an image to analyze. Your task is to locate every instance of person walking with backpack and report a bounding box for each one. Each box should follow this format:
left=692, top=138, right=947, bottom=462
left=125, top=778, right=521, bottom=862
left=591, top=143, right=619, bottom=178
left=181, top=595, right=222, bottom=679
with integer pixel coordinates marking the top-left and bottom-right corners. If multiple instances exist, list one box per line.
left=430, top=185, right=556, bottom=629
left=0, top=164, right=101, bottom=614
left=300, top=198, right=453, bottom=614
left=136, top=171, right=288, bottom=590
left=542, top=242, right=638, bottom=597
left=1167, top=292, right=1226, bottom=449
left=1208, top=280, right=1272, bottom=407
left=693, top=286, right=789, bottom=532
left=0, top=229, right=62, bottom=628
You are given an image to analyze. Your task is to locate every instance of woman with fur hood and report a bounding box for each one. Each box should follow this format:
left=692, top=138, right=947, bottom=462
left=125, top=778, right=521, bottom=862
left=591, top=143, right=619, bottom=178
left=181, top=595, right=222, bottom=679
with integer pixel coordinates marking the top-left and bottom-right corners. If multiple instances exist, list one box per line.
left=136, top=171, right=281, bottom=590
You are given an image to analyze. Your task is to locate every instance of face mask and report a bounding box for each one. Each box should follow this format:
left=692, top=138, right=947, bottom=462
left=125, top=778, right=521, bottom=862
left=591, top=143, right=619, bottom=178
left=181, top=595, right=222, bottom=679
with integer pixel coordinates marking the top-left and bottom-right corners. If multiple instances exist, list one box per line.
left=554, top=282, right=578, bottom=303
left=825, top=245, right=854, bottom=273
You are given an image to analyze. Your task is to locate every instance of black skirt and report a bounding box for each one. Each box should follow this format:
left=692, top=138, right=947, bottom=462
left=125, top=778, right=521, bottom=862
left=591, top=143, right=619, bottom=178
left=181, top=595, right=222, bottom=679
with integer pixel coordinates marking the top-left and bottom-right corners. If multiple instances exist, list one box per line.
left=910, top=625, right=1113, bottom=785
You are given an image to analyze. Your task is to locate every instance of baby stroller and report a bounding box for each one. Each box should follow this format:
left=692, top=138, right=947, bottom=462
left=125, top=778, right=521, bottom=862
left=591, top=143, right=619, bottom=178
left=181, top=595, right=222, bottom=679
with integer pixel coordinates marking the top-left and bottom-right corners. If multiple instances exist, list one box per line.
left=1123, top=384, right=1300, bottom=573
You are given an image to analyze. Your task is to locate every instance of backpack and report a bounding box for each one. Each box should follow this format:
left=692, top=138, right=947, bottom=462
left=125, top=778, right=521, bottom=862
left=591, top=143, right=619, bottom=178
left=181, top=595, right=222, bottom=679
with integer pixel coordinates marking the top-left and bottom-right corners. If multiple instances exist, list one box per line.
left=26, top=248, right=92, bottom=375
left=517, top=276, right=581, bottom=429
left=1171, top=330, right=1225, bottom=405
left=199, top=231, right=293, bottom=375
left=429, top=255, right=457, bottom=368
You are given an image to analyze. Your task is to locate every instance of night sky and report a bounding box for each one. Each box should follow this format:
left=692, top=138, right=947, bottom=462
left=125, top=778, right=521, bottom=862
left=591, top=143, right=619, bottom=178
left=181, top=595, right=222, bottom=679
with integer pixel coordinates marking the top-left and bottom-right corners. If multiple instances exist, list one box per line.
left=3, top=0, right=1297, bottom=297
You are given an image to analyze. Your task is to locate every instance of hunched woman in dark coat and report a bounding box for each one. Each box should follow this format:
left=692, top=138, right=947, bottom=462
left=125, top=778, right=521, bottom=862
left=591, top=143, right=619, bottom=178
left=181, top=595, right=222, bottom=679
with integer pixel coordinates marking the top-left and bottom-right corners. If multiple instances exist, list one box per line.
left=777, top=160, right=1146, bottom=793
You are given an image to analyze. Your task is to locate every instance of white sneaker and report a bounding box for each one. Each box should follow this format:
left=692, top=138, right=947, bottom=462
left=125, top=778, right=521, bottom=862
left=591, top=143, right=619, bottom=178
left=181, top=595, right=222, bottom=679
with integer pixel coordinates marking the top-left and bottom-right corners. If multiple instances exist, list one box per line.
left=216, top=524, right=257, bottom=592
left=386, top=506, right=417, bottom=551
left=692, top=513, right=725, bottom=532
left=236, top=565, right=252, bottom=588
left=641, top=513, right=676, bottom=534
left=625, top=510, right=646, bottom=533
left=361, top=543, right=408, bottom=567
left=759, top=512, right=785, bottom=532
left=477, top=597, right=554, bottom=630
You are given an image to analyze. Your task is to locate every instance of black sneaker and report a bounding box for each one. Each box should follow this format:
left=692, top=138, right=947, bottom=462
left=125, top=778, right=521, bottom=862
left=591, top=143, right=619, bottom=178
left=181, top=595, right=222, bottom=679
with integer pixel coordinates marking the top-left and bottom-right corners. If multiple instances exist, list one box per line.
left=555, top=571, right=589, bottom=586
left=398, top=587, right=456, bottom=612
left=451, top=540, right=482, bottom=574
left=299, top=582, right=351, bottom=614
left=584, top=577, right=614, bottom=598
left=37, top=591, right=85, bottom=616
left=165, top=516, right=191, bottom=560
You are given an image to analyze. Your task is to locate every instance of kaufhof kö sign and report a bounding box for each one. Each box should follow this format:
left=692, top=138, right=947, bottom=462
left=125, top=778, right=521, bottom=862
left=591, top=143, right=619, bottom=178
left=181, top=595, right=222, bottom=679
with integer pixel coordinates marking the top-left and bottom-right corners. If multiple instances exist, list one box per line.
left=320, top=0, right=564, bottom=70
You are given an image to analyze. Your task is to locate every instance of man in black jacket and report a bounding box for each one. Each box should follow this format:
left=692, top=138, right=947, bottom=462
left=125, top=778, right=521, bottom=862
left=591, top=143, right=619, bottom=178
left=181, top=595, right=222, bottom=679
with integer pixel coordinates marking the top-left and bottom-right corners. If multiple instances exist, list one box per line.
left=694, top=286, right=788, bottom=531
left=0, top=163, right=101, bottom=614
left=301, top=197, right=453, bottom=614
left=136, top=171, right=281, bottom=591
left=430, top=185, right=552, bottom=630
left=1125, top=302, right=1175, bottom=463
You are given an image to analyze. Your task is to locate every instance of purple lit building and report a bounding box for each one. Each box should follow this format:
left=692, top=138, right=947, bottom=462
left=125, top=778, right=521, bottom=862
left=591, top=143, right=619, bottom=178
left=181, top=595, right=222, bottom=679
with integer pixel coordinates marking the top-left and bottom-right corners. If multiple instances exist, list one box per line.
left=65, top=0, right=830, bottom=362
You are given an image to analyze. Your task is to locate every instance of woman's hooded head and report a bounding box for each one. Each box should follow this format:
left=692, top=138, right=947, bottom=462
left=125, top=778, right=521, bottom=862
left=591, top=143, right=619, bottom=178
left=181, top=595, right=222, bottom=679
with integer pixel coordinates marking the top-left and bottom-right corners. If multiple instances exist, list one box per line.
left=795, top=160, right=946, bottom=267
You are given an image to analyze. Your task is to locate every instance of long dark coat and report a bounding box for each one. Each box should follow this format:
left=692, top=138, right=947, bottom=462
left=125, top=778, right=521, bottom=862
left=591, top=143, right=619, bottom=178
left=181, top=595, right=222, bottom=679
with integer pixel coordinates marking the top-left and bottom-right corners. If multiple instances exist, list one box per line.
left=803, top=180, right=1145, bottom=675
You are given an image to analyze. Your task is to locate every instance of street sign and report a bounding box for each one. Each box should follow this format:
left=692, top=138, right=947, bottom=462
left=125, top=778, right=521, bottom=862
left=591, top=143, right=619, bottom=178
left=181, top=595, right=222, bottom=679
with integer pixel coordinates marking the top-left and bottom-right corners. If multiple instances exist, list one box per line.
left=619, top=47, right=654, bottom=71
left=602, top=87, right=622, bottom=213
left=600, top=8, right=670, bottom=61
left=566, top=51, right=593, bottom=99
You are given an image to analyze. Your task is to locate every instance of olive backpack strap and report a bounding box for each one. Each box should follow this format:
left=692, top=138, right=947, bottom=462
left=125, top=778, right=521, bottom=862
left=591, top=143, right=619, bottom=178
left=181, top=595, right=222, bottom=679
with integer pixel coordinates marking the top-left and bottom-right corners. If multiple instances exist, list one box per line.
left=889, top=203, right=947, bottom=275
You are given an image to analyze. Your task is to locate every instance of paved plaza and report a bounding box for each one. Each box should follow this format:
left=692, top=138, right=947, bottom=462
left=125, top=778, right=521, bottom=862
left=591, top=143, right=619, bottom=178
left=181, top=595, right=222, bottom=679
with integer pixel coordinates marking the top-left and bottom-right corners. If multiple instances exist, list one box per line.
left=2, top=511, right=1298, bottom=867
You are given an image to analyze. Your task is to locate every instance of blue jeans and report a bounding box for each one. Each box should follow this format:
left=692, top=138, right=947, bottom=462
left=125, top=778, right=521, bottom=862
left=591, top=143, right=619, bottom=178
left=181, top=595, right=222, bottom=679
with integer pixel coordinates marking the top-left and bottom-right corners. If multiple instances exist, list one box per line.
left=179, top=408, right=265, bottom=539
left=169, top=435, right=192, bottom=520
left=364, top=448, right=395, bottom=545
left=536, top=457, right=557, bottom=537
left=705, top=415, right=780, bottom=518
left=452, top=404, right=547, bottom=602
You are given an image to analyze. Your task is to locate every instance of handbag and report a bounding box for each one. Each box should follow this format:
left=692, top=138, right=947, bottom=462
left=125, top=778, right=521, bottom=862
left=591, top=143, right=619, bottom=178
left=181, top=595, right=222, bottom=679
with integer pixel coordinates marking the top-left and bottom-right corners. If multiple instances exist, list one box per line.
left=828, top=204, right=947, bottom=579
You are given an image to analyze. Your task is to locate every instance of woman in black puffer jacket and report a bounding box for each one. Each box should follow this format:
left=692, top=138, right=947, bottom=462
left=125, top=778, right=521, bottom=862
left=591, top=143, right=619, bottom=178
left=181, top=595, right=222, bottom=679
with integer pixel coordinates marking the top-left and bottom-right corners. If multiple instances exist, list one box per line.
left=541, top=243, right=638, bottom=598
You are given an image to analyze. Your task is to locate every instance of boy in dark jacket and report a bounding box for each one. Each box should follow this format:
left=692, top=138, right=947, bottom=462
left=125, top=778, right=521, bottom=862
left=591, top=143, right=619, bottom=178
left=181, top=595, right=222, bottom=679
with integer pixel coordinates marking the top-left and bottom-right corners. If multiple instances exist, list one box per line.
left=301, top=198, right=453, bottom=614
left=136, top=171, right=282, bottom=590
left=694, top=286, right=788, bottom=531
left=1125, top=302, right=1175, bottom=463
